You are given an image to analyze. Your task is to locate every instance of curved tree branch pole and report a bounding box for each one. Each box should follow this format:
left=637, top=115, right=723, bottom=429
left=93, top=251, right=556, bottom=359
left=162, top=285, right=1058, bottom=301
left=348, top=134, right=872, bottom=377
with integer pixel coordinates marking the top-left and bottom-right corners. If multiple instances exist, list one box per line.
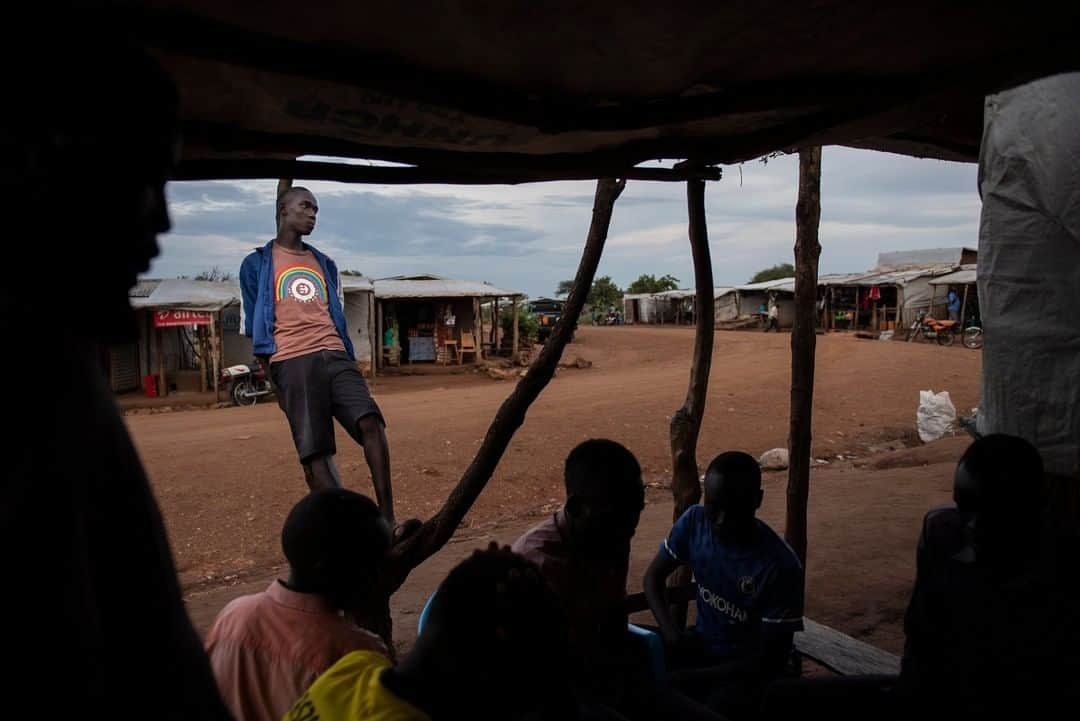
left=667, top=179, right=715, bottom=622
left=786, top=147, right=822, bottom=566
left=275, top=178, right=293, bottom=228
left=363, top=178, right=627, bottom=642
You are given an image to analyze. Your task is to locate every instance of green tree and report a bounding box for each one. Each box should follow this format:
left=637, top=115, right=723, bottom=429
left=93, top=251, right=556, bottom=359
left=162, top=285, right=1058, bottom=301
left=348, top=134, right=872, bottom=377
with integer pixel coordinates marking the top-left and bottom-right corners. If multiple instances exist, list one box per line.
left=749, top=263, right=795, bottom=283
left=340, top=269, right=366, bottom=276
left=500, top=301, right=540, bottom=341
left=587, top=275, right=622, bottom=310
left=626, top=273, right=680, bottom=294
left=555, top=279, right=575, bottom=297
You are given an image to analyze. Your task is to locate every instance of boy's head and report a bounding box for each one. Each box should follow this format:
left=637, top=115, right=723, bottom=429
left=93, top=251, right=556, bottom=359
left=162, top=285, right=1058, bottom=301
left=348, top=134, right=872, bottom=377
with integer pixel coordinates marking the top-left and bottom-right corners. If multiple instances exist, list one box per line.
left=563, top=439, right=645, bottom=560
left=703, top=451, right=763, bottom=534
left=418, top=544, right=567, bottom=717
left=954, top=434, right=1045, bottom=551
left=281, top=489, right=391, bottom=607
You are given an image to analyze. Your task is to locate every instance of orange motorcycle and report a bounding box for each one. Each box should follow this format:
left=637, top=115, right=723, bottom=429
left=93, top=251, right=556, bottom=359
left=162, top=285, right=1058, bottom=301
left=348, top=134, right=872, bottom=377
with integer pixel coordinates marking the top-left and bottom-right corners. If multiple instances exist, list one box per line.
left=906, top=310, right=957, bottom=346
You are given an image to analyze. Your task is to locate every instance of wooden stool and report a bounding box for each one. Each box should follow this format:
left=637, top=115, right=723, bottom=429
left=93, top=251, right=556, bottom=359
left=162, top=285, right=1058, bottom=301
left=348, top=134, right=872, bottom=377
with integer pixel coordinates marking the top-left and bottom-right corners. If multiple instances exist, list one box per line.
left=442, top=340, right=459, bottom=365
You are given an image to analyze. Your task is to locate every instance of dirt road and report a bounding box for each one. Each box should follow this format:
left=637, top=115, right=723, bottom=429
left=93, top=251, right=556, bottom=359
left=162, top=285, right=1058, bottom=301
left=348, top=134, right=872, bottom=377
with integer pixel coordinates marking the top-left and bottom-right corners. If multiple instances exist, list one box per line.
left=126, top=326, right=980, bottom=650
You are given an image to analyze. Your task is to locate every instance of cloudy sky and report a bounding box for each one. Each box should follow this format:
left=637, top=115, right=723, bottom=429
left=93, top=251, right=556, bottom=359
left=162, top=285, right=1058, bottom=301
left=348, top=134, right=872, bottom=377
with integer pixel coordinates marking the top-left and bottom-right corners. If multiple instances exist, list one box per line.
left=154, top=147, right=980, bottom=297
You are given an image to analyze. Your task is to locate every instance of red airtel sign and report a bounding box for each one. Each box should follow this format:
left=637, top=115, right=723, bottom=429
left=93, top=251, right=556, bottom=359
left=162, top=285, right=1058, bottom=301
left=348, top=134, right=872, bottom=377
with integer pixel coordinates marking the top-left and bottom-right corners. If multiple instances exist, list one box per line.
left=154, top=310, right=212, bottom=327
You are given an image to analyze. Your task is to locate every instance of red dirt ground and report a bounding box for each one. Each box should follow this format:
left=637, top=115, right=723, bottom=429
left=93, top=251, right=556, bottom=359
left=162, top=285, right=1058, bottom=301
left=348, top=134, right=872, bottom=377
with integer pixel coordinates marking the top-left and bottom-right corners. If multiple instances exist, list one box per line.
left=125, top=326, right=980, bottom=654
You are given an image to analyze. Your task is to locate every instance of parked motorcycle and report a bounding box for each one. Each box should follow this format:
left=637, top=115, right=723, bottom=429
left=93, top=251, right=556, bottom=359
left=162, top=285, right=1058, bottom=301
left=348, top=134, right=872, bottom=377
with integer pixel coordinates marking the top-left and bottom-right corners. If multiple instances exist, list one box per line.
left=221, top=359, right=273, bottom=406
left=907, top=310, right=957, bottom=346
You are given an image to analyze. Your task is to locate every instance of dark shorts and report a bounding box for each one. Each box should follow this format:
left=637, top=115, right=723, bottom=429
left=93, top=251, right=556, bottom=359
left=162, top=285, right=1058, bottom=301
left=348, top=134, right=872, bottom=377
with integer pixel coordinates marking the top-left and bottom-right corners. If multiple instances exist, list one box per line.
left=269, top=350, right=384, bottom=462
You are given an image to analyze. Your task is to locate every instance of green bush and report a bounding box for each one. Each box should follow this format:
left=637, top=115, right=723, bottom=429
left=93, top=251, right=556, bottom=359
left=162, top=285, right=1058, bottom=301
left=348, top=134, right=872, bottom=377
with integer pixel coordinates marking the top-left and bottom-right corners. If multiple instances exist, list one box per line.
left=500, top=302, right=540, bottom=341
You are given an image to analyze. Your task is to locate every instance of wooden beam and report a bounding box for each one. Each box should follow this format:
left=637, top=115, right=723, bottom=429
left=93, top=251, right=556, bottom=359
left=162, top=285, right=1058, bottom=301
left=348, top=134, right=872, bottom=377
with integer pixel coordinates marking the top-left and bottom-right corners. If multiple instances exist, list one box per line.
left=795, top=619, right=900, bottom=676
left=786, top=147, right=823, bottom=566
left=176, top=158, right=720, bottom=185
left=960, top=283, right=970, bottom=326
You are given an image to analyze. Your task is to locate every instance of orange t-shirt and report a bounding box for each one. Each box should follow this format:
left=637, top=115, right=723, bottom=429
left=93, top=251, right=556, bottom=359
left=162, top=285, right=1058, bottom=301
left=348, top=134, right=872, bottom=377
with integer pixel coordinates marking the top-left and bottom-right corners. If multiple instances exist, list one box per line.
left=271, top=243, right=345, bottom=363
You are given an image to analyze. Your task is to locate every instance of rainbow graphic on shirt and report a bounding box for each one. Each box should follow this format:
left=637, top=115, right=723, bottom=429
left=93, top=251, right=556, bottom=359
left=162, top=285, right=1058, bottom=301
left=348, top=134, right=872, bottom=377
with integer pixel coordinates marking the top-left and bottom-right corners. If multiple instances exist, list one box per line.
left=276, top=266, right=328, bottom=304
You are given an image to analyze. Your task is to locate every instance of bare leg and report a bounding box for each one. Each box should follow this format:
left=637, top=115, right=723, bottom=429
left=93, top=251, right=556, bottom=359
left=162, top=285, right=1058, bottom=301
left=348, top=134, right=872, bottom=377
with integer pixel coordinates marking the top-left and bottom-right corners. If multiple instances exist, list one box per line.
left=302, top=454, right=342, bottom=492
left=357, top=415, right=394, bottom=523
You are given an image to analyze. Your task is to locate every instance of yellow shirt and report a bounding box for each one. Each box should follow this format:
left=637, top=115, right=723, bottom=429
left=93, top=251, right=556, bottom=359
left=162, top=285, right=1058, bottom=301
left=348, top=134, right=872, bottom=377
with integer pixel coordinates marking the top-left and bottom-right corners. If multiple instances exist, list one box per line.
left=283, top=651, right=430, bottom=721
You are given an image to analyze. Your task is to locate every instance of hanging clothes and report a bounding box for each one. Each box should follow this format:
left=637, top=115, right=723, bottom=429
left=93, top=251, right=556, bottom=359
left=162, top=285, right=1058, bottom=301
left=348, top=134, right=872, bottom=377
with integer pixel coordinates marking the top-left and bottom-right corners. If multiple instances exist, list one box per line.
left=868, top=286, right=882, bottom=301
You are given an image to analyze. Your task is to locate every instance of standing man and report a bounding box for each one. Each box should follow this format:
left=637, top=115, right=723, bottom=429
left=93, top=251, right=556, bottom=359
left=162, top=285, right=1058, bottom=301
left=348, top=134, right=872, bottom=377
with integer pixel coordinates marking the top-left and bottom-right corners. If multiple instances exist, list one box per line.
left=240, top=187, right=398, bottom=525
left=947, top=287, right=961, bottom=323
left=765, top=293, right=780, bottom=332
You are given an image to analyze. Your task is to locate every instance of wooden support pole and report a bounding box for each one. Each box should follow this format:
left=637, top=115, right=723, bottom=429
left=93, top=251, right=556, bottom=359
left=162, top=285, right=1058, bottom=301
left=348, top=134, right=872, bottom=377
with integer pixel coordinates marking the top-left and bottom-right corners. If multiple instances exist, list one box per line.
left=667, top=179, right=716, bottom=625
left=157, top=326, right=167, bottom=398
left=511, top=297, right=520, bottom=363
left=670, top=178, right=715, bottom=518
left=492, top=297, right=499, bottom=347
left=786, top=147, right=823, bottom=567
left=474, top=297, right=482, bottom=362
left=211, top=312, right=222, bottom=403
left=960, top=284, right=970, bottom=325
left=376, top=301, right=384, bottom=371
left=368, top=292, right=377, bottom=379
left=275, top=178, right=293, bottom=229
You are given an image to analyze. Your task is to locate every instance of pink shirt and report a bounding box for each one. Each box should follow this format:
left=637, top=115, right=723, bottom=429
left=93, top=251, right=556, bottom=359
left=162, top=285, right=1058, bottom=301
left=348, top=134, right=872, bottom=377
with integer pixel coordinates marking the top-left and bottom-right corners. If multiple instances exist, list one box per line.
left=204, top=580, right=388, bottom=721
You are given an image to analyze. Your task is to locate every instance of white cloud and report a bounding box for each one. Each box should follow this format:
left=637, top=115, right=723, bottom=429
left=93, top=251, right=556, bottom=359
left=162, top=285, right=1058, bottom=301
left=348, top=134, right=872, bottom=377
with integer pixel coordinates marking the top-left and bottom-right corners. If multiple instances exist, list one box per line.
left=153, top=147, right=980, bottom=295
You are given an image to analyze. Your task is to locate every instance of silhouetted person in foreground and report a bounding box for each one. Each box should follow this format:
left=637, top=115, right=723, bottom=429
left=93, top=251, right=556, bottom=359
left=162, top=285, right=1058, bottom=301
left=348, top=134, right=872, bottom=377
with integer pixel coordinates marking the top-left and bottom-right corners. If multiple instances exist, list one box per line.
left=205, top=489, right=392, bottom=721
left=514, top=440, right=723, bottom=721
left=900, top=433, right=1080, bottom=714
left=2, top=39, right=231, bottom=719
left=286, top=544, right=571, bottom=721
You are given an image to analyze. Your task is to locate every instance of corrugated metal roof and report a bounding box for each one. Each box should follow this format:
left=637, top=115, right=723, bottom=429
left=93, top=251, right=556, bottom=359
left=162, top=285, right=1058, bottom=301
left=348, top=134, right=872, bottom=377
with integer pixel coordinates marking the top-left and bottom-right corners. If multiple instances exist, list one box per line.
left=340, top=274, right=375, bottom=291
left=130, top=278, right=162, bottom=297
left=819, top=266, right=956, bottom=287
left=876, top=247, right=974, bottom=269
left=625, top=287, right=737, bottom=300
left=374, top=276, right=522, bottom=299
left=737, top=278, right=796, bottom=293
left=129, top=278, right=240, bottom=310
left=652, top=289, right=696, bottom=299
left=928, top=265, right=977, bottom=285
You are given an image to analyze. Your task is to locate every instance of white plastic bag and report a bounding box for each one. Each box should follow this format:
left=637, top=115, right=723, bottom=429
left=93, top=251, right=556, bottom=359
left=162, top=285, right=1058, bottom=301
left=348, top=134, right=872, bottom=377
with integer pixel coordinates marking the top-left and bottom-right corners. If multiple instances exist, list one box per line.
left=917, top=390, right=957, bottom=443
left=758, top=447, right=789, bottom=470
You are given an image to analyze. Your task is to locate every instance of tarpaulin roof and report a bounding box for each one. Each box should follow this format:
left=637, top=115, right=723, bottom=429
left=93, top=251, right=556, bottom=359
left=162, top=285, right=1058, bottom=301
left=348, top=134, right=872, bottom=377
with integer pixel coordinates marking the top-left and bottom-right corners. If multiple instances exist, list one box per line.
left=115, top=2, right=1080, bottom=184
left=374, top=275, right=521, bottom=300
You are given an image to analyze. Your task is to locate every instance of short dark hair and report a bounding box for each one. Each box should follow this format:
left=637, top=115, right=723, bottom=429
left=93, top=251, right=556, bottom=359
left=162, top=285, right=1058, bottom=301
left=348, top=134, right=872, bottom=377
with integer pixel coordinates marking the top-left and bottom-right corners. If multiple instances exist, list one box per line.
left=277, top=186, right=315, bottom=208
left=564, top=439, right=644, bottom=508
left=957, top=434, right=1045, bottom=516
left=426, top=544, right=566, bottom=667
left=706, top=451, right=762, bottom=488
left=704, top=451, right=762, bottom=512
left=281, top=489, right=389, bottom=593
